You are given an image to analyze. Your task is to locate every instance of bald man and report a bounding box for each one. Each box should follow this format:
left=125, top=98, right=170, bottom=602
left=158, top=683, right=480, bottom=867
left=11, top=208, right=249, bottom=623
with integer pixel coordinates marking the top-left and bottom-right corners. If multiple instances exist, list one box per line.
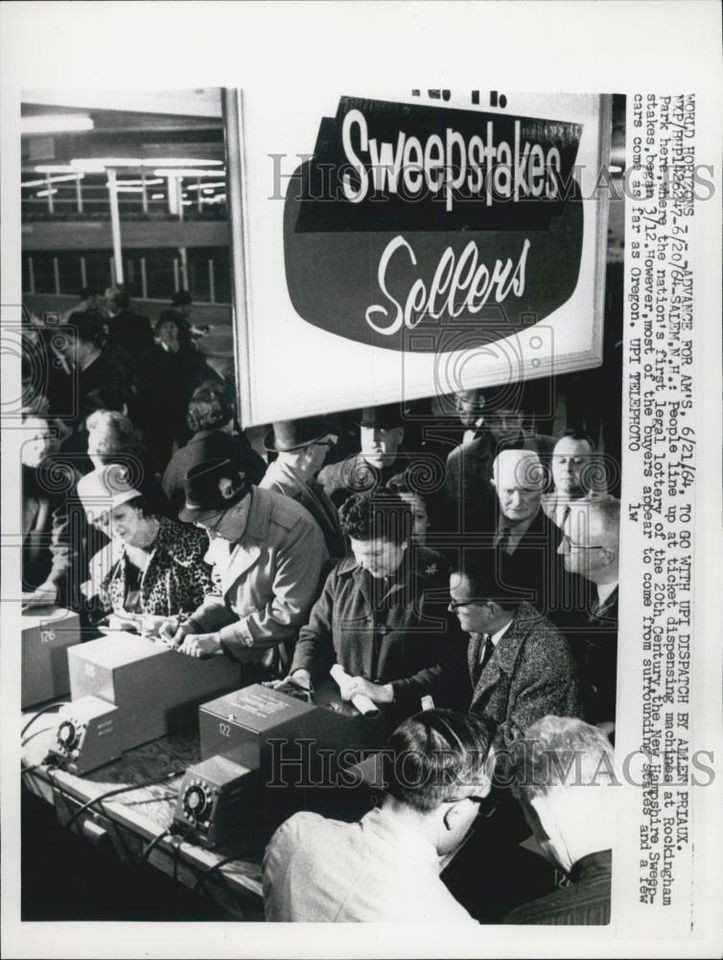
left=443, top=390, right=556, bottom=536
left=484, top=449, right=566, bottom=616
left=557, top=496, right=620, bottom=726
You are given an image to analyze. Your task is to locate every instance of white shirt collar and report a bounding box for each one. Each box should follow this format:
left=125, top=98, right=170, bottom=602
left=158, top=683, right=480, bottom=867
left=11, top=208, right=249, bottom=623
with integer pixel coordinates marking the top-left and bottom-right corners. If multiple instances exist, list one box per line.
left=489, top=618, right=514, bottom=647
left=597, top=581, right=618, bottom=606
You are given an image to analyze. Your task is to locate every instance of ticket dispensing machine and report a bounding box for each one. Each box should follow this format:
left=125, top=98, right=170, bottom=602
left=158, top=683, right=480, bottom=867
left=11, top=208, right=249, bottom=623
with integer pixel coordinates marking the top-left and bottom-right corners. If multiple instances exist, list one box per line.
left=43, top=633, right=243, bottom=775
left=174, top=683, right=388, bottom=849
left=22, top=607, right=81, bottom=708
left=68, top=633, right=244, bottom=753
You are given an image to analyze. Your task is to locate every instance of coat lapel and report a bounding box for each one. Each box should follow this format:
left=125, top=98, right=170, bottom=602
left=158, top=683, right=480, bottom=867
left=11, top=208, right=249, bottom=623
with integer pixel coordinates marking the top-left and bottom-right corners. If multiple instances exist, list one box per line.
left=218, top=488, right=271, bottom=592
left=469, top=608, right=529, bottom=708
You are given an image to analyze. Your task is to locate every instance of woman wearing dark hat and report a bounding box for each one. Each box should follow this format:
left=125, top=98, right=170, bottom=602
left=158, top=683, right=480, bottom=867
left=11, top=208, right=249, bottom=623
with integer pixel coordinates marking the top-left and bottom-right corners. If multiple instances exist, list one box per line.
left=259, top=416, right=345, bottom=560
left=159, top=433, right=328, bottom=678
left=78, top=464, right=216, bottom=631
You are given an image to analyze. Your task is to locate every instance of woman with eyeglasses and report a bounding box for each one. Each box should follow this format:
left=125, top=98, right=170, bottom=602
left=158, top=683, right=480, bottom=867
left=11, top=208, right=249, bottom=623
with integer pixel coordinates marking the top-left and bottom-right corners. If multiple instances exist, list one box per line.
left=78, top=464, right=217, bottom=634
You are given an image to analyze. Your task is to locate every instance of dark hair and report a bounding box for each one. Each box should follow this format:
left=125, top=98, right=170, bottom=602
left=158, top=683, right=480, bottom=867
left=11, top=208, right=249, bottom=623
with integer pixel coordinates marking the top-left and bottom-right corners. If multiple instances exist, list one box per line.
left=385, top=470, right=427, bottom=499
left=556, top=428, right=597, bottom=451
left=157, top=309, right=192, bottom=347
left=449, top=557, right=521, bottom=610
left=82, top=385, right=129, bottom=420
left=385, top=710, right=492, bottom=813
left=171, top=291, right=192, bottom=308
left=64, top=310, right=107, bottom=348
left=187, top=380, right=235, bottom=433
left=114, top=290, right=130, bottom=310
left=120, top=494, right=153, bottom=518
left=512, top=716, right=614, bottom=802
left=338, top=491, right=412, bottom=544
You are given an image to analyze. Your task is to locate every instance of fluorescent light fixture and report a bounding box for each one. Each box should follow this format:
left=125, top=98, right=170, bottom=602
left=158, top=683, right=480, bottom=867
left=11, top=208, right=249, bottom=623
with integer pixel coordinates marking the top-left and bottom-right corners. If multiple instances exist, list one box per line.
left=23, top=173, right=84, bottom=187
left=36, top=189, right=59, bottom=197
left=153, top=169, right=224, bottom=178
left=22, top=114, right=94, bottom=134
left=184, top=181, right=226, bottom=191
left=69, top=157, right=142, bottom=171
left=116, top=186, right=144, bottom=193
left=116, top=178, right=163, bottom=187
left=142, top=158, right=223, bottom=167
left=34, top=164, right=77, bottom=174
left=150, top=193, right=165, bottom=200
left=68, top=159, right=106, bottom=173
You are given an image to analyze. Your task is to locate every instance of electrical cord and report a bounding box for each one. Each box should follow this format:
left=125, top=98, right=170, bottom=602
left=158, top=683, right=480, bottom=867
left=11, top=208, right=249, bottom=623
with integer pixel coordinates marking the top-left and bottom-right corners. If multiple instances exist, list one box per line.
left=139, top=828, right=171, bottom=865
left=170, top=824, right=194, bottom=883
left=192, top=854, right=240, bottom=894
left=64, top=770, right=184, bottom=835
left=21, top=702, right=69, bottom=742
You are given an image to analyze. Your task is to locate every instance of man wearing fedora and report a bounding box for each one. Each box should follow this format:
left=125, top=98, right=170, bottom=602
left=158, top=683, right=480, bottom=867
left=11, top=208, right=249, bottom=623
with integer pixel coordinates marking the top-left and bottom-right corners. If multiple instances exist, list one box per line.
left=318, top=403, right=409, bottom=509
left=259, top=416, right=346, bottom=560
left=159, top=433, right=328, bottom=678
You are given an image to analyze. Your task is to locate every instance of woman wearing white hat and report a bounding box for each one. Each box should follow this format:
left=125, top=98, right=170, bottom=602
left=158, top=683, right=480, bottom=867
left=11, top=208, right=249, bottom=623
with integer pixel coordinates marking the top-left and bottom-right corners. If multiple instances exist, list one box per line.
left=77, top=463, right=217, bottom=633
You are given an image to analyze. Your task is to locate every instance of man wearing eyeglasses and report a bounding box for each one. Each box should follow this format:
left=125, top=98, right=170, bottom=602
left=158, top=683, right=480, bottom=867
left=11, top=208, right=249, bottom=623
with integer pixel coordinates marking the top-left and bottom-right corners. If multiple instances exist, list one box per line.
left=557, top=496, right=620, bottom=727
left=158, top=433, right=328, bottom=679
left=263, top=709, right=492, bottom=923
left=447, top=564, right=580, bottom=758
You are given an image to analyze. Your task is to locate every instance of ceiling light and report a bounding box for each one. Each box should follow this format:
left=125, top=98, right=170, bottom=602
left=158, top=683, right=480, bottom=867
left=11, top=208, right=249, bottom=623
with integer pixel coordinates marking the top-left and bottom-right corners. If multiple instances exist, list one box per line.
left=70, top=157, right=141, bottom=170
left=35, top=164, right=77, bottom=173
left=68, top=159, right=106, bottom=173
left=36, top=189, right=59, bottom=197
left=22, top=114, right=94, bottom=134
left=23, top=173, right=84, bottom=187
left=184, top=181, right=226, bottom=191
left=142, top=158, right=223, bottom=168
left=150, top=193, right=165, bottom=200
left=153, top=169, right=224, bottom=178
left=116, top=178, right=163, bottom=187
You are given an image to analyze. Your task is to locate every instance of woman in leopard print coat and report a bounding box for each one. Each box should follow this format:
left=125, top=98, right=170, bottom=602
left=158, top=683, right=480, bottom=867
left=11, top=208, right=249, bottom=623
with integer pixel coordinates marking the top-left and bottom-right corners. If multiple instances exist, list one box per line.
left=86, top=511, right=218, bottom=619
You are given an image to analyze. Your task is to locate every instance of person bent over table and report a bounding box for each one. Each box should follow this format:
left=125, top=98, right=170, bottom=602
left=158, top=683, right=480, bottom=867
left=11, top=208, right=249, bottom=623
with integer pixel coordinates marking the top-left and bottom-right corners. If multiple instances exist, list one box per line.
left=160, top=433, right=328, bottom=679
left=276, top=491, right=466, bottom=717
left=263, top=709, right=493, bottom=922
left=78, top=463, right=215, bottom=630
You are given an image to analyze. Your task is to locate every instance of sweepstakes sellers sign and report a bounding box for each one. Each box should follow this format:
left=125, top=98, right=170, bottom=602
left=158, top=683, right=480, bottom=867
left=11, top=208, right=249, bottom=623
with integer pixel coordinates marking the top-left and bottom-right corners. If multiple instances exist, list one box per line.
left=229, top=91, right=611, bottom=425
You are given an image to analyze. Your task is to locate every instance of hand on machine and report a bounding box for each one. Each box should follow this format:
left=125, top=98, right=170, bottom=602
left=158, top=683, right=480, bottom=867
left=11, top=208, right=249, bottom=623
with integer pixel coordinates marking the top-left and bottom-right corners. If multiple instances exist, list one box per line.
left=264, top=669, right=314, bottom=701
left=22, top=582, right=58, bottom=611
left=157, top=617, right=222, bottom=658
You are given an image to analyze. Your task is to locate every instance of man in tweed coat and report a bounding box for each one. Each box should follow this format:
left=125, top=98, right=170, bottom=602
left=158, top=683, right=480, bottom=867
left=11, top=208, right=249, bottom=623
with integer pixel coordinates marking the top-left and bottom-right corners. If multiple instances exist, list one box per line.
left=448, top=564, right=580, bottom=756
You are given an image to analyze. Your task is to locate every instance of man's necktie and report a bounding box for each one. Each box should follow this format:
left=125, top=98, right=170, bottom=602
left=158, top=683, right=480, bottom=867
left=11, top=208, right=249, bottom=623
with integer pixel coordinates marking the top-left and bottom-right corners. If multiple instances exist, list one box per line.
left=560, top=502, right=571, bottom=530
left=472, top=633, right=494, bottom=687
left=479, top=634, right=494, bottom=672
left=497, top=523, right=512, bottom=554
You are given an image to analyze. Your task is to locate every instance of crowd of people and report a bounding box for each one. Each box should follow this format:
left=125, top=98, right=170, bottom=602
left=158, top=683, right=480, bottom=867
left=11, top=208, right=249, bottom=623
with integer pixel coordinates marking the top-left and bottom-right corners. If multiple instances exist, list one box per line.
left=20, top=289, right=621, bottom=924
